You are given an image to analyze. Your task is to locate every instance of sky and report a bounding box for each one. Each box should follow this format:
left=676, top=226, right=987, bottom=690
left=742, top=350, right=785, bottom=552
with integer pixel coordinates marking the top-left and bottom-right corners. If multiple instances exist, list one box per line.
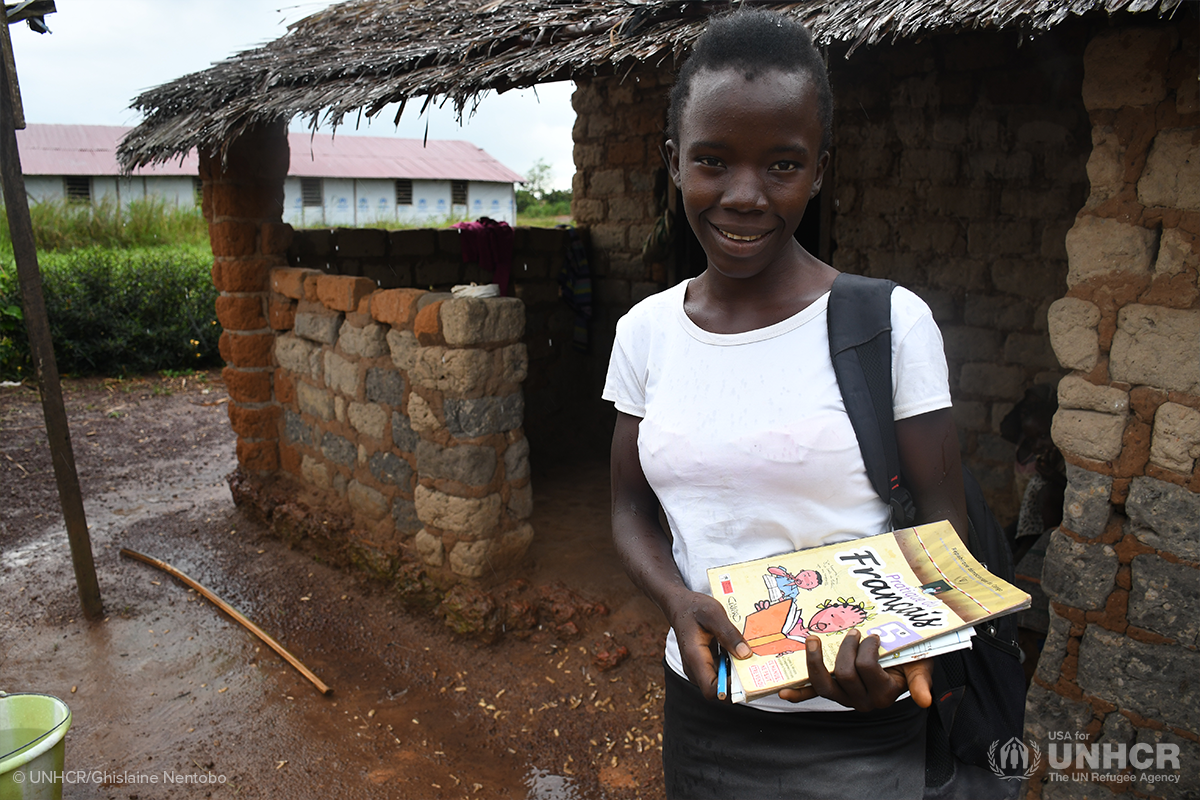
left=8, top=0, right=578, bottom=189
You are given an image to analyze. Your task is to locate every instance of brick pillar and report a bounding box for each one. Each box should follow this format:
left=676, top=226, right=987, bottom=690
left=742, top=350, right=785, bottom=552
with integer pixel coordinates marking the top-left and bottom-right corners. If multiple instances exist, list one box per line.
left=1024, top=24, right=1200, bottom=797
left=201, top=121, right=292, bottom=474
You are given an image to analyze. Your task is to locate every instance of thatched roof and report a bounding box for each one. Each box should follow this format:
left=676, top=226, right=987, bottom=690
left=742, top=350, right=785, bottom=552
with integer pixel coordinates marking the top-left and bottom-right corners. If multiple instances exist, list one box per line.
left=118, top=0, right=1184, bottom=170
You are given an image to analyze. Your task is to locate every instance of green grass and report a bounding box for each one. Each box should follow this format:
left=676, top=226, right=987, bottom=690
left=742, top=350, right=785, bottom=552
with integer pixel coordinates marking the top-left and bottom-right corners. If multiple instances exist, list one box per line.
left=0, top=197, right=209, bottom=254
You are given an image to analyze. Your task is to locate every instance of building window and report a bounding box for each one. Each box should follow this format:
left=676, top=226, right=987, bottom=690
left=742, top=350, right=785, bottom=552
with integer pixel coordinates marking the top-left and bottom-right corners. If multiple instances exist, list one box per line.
left=451, top=180, right=468, bottom=206
left=193, top=178, right=203, bottom=206
left=395, top=179, right=413, bottom=206
left=300, top=177, right=323, bottom=208
left=64, top=176, right=90, bottom=203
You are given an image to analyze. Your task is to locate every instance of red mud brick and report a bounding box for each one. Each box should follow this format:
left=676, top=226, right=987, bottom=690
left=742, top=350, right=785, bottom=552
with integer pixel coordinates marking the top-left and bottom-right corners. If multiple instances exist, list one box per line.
left=414, top=300, right=444, bottom=346
left=270, top=267, right=320, bottom=300
left=228, top=403, right=281, bottom=440
left=268, top=296, right=297, bottom=331
left=237, top=438, right=280, bottom=473
left=218, top=331, right=233, bottom=363
left=303, top=273, right=321, bottom=302
left=371, top=288, right=426, bottom=329
left=209, top=220, right=258, bottom=257
left=261, top=223, right=294, bottom=256
left=222, top=367, right=272, bottom=404
left=274, top=369, right=295, bottom=405
left=316, top=275, right=376, bottom=312
left=214, top=258, right=273, bottom=293
left=279, top=442, right=302, bottom=475
left=211, top=183, right=280, bottom=220
left=226, top=332, right=275, bottom=368
left=215, top=295, right=267, bottom=331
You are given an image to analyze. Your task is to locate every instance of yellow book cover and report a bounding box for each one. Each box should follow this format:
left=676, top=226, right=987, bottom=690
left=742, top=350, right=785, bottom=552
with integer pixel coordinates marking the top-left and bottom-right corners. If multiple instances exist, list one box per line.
left=707, top=520, right=1031, bottom=702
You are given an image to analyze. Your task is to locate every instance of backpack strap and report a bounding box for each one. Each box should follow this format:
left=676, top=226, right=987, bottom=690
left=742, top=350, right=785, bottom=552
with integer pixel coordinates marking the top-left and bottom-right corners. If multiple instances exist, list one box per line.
left=827, top=273, right=916, bottom=529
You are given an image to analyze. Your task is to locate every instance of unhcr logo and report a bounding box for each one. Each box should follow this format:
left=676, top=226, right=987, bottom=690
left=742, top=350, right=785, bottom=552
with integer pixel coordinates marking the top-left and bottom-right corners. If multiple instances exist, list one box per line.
left=988, top=737, right=1042, bottom=781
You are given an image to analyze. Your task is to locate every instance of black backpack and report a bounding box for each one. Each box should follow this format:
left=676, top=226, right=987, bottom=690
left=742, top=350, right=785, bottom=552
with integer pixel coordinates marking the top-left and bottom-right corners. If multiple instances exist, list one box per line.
left=827, top=273, right=1026, bottom=788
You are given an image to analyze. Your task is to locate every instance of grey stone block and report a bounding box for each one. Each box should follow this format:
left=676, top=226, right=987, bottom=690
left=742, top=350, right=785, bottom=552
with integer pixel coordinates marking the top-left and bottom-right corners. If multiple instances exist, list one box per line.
left=415, top=440, right=496, bottom=486
left=1033, top=606, right=1073, bottom=685
left=1133, top=727, right=1196, bottom=798
left=1129, top=554, right=1200, bottom=646
left=1061, top=464, right=1112, bottom=538
left=320, top=432, right=356, bottom=466
left=1041, top=530, right=1118, bottom=610
left=283, top=409, right=310, bottom=447
left=443, top=393, right=524, bottom=439
left=366, top=368, right=405, bottom=406
left=393, top=498, right=421, bottom=534
left=1024, top=682, right=1093, bottom=746
left=1077, top=625, right=1200, bottom=732
left=504, top=438, right=531, bottom=482
left=368, top=451, right=414, bottom=488
left=1126, top=477, right=1200, bottom=561
left=391, top=412, right=420, bottom=453
left=295, top=309, right=344, bottom=345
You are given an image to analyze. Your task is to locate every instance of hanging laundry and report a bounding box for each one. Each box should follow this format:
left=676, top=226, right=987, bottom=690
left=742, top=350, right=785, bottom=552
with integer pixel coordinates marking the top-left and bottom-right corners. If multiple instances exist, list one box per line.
left=452, top=217, right=514, bottom=296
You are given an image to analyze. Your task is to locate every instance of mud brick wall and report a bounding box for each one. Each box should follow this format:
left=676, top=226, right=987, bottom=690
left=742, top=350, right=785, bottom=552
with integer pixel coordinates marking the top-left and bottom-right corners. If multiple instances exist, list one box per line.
left=285, top=225, right=586, bottom=461
left=570, top=68, right=672, bottom=451
left=267, top=269, right=534, bottom=579
left=829, top=27, right=1093, bottom=522
left=1024, top=23, right=1200, bottom=798
left=202, top=121, right=294, bottom=474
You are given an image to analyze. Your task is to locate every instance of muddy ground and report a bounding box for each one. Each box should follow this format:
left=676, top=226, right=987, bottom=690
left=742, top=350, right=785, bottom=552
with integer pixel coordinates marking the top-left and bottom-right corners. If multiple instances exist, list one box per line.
left=0, top=371, right=668, bottom=799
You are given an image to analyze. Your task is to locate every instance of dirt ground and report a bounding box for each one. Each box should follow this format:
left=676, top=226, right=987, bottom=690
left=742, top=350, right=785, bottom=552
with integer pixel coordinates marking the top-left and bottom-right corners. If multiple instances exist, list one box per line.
left=0, top=371, right=668, bottom=799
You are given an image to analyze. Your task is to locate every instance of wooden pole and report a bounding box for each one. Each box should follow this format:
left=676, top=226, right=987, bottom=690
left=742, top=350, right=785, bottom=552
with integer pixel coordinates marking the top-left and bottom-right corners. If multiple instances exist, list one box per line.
left=120, top=548, right=332, bottom=696
left=0, top=19, right=101, bottom=619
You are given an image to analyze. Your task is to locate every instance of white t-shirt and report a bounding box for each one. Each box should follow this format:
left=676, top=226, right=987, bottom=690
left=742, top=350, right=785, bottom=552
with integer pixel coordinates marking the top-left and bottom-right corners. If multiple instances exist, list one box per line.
left=602, top=278, right=952, bottom=712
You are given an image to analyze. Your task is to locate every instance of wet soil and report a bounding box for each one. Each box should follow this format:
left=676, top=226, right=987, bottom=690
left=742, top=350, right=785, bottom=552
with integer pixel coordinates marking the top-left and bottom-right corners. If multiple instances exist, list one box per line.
left=0, top=372, right=666, bottom=799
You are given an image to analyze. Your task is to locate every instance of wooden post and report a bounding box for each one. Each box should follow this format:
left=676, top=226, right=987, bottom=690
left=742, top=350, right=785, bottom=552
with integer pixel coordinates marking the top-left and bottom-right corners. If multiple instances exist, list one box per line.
left=0, top=18, right=101, bottom=619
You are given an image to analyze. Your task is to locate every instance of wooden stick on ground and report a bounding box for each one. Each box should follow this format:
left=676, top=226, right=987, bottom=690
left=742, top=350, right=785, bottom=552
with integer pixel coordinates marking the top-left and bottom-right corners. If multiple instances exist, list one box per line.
left=120, top=547, right=332, bottom=696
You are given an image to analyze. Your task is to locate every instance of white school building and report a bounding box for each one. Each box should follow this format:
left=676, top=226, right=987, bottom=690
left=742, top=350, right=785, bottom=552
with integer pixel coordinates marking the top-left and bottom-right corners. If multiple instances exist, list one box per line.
left=15, top=124, right=524, bottom=226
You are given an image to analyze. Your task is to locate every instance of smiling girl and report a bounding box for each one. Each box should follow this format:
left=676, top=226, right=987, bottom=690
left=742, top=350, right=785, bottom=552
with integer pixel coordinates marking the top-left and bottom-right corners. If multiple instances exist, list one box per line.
left=604, top=8, right=982, bottom=799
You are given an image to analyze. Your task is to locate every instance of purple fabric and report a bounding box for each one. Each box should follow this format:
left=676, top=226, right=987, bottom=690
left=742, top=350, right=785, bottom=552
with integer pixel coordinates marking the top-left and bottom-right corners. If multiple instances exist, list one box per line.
left=453, top=218, right=513, bottom=296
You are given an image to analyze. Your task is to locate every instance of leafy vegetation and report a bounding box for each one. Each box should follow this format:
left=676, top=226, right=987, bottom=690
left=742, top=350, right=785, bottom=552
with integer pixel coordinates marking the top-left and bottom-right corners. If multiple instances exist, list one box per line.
left=0, top=198, right=218, bottom=381
left=516, top=159, right=571, bottom=224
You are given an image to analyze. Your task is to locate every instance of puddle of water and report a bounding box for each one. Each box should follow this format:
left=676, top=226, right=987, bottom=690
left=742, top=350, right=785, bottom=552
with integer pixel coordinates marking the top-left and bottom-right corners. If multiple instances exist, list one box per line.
left=525, top=767, right=582, bottom=800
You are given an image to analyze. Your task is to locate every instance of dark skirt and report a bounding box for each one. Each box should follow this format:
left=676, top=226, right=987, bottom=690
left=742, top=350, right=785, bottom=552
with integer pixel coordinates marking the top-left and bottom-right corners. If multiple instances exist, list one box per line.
left=663, top=665, right=927, bottom=800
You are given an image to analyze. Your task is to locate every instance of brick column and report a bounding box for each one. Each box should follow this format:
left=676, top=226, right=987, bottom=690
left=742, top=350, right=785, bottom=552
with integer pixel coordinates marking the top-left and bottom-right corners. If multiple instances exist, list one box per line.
left=1025, top=24, right=1199, bottom=797
left=201, top=121, right=292, bottom=474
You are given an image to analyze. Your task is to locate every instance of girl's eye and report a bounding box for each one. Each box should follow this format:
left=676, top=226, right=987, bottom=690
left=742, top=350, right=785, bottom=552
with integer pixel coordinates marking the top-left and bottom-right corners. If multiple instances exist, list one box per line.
left=770, top=161, right=801, bottom=172
left=696, top=156, right=723, bottom=168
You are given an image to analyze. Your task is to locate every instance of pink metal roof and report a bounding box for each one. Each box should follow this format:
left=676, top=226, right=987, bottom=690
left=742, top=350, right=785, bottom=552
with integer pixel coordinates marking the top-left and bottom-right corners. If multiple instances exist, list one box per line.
left=16, top=124, right=525, bottom=184
left=17, top=125, right=199, bottom=177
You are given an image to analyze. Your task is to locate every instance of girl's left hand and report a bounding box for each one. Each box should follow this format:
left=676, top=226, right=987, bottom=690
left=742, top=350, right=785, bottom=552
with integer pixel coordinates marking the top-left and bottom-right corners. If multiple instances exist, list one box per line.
left=776, top=630, right=933, bottom=711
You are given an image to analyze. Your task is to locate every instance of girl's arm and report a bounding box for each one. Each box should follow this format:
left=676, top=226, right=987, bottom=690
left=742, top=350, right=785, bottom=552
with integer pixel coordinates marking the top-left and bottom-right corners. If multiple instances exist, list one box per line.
left=779, top=407, right=964, bottom=710
left=610, top=411, right=751, bottom=701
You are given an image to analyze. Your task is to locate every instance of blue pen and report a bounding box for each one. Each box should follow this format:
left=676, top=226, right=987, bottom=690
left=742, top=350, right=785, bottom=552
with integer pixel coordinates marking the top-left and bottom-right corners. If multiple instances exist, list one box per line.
left=716, top=646, right=729, bottom=701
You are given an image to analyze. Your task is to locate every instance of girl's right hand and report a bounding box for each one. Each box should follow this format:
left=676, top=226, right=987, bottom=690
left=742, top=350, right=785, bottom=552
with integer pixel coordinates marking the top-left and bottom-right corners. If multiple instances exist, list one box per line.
left=667, top=587, right=752, bottom=700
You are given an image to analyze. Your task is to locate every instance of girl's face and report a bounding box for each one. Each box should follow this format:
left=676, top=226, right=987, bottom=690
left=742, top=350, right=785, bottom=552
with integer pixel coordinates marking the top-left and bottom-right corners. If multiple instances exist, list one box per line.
left=667, top=66, right=829, bottom=283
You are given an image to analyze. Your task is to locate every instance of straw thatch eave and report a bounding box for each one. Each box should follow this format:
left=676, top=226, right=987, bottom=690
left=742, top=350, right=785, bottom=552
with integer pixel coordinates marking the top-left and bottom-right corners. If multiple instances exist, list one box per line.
left=117, top=0, right=1184, bottom=170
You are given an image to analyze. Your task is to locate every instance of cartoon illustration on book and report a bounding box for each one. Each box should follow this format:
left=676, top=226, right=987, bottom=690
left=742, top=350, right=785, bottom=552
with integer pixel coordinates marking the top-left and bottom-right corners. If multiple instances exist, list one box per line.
left=742, top=564, right=876, bottom=656
left=710, top=522, right=1031, bottom=702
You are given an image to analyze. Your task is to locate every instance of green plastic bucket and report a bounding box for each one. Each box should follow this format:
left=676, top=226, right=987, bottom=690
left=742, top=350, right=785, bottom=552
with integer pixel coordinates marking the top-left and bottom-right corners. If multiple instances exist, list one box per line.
left=0, top=693, right=72, bottom=800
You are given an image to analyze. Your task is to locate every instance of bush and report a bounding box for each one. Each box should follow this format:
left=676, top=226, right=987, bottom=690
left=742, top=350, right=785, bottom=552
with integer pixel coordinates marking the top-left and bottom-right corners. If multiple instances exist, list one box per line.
left=0, top=245, right=219, bottom=380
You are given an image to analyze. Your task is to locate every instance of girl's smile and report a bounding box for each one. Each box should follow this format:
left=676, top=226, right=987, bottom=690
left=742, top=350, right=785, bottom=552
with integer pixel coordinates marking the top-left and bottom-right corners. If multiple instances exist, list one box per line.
left=667, top=66, right=829, bottom=287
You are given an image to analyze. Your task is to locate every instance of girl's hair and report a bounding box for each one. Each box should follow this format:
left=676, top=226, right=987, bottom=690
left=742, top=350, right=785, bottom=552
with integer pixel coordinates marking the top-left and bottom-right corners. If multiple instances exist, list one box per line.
left=667, top=7, right=833, bottom=153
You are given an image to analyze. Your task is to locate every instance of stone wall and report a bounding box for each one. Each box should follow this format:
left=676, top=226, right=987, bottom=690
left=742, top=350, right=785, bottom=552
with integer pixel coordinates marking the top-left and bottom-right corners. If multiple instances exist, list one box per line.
left=285, top=225, right=588, bottom=462
left=268, top=269, right=534, bottom=579
left=1024, top=22, right=1199, bottom=799
left=829, top=26, right=1093, bottom=522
